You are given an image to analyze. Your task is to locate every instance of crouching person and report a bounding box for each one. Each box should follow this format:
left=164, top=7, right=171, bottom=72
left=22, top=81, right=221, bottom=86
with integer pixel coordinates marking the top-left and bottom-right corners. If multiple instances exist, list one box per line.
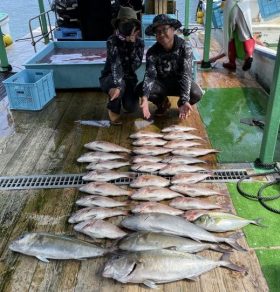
left=139, top=14, right=203, bottom=120
left=99, top=6, right=144, bottom=125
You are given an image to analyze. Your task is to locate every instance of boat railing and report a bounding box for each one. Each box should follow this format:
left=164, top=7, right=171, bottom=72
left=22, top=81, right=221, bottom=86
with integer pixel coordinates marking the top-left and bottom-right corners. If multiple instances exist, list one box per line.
left=28, top=9, right=56, bottom=53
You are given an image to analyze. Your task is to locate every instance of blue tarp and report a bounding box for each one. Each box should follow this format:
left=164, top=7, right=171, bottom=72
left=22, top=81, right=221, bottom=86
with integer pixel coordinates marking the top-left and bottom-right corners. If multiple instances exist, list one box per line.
left=258, top=0, right=280, bottom=19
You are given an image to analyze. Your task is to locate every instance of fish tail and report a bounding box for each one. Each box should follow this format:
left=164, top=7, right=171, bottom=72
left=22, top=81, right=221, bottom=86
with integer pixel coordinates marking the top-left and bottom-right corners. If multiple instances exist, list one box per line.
left=210, top=244, right=232, bottom=253
left=220, top=253, right=247, bottom=274
left=252, top=218, right=266, bottom=227
left=224, top=233, right=247, bottom=252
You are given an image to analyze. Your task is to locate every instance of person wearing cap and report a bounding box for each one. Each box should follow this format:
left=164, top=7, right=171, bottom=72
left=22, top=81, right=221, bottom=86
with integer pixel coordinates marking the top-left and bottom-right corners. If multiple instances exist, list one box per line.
left=99, top=6, right=144, bottom=125
left=139, top=14, right=203, bottom=120
left=222, top=0, right=255, bottom=71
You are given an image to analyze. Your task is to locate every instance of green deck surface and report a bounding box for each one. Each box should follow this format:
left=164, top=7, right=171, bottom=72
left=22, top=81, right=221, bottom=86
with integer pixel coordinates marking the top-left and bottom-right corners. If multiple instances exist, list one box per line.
left=198, top=88, right=280, bottom=163
left=227, top=182, right=280, bottom=292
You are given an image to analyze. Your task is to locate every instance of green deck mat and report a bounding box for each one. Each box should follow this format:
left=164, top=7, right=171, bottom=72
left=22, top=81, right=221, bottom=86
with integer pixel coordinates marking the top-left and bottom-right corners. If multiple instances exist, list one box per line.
left=227, top=182, right=280, bottom=292
left=198, top=87, right=280, bottom=162
left=255, top=249, right=280, bottom=292
left=227, top=182, right=280, bottom=248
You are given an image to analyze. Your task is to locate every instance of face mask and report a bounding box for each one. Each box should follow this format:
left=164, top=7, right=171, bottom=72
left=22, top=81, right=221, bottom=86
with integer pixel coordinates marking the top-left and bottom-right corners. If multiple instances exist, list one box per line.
left=118, top=20, right=137, bottom=36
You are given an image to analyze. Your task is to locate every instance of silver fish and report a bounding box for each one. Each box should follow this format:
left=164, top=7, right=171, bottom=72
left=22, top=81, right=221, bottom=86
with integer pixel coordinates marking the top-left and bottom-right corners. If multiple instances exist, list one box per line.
left=161, top=125, right=196, bottom=132
left=132, top=138, right=167, bottom=146
left=131, top=162, right=167, bottom=173
left=159, top=164, right=208, bottom=175
left=130, top=175, right=170, bottom=188
left=76, top=195, right=127, bottom=207
left=118, top=231, right=230, bottom=253
left=132, top=202, right=184, bottom=216
left=77, top=152, right=126, bottom=163
left=194, top=212, right=264, bottom=232
left=133, top=146, right=171, bottom=156
left=121, top=213, right=246, bottom=251
left=169, top=197, right=223, bottom=210
left=132, top=155, right=162, bottom=164
left=163, top=132, right=203, bottom=141
left=74, top=219, right=127, bottom=239
left=131, top=187, right=183, bottom=201
left=103, top=250, right=245, bottom=288
left=161, top=156, right=206, bottom=165
left=170, top=184, right=223, bottom=197
left=9, top=232, right=107, bottom=262
left=86, top=160, right=130, bottom=170
left=130, top=131, right=164, bottom=139
left=79, top=182, right=132, bottom=196
left=84, top=141, right=131, bottom=153
left=171, top=173, right=212, bottom=184
left=163, top=140, right=201, bottom=149
left=68, top=207, right=128, bottom=223
left=82, top=170, right=130, bottom=182
left=172, top=148, right=219, bottom=157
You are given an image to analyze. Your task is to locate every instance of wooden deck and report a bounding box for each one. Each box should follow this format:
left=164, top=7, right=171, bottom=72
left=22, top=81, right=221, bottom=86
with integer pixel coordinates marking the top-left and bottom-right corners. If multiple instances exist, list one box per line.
left=0, top=35, right=269, bottom=291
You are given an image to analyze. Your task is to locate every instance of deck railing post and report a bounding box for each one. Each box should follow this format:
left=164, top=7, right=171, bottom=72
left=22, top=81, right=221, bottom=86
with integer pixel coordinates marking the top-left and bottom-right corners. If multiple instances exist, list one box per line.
left=38, top=0, right=50, bottom=44
left=201, top=0, right=213, bottom=69
left=0, top=26, right=11, bottom=72
left=184, top=0, right=190, bottom=29
left=258, top=37, right=280, bottom=165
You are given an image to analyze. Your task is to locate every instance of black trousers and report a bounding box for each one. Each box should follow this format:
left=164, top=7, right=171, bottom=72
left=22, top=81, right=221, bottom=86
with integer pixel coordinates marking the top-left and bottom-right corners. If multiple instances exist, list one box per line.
left=99, top=75, right=139, bottom=114
left=136, top=79, right=203, bottom=108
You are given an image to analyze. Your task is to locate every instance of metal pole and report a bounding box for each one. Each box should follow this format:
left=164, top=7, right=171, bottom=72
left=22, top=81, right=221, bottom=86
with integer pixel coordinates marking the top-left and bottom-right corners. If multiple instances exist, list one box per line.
left=184, top=0, right=190, bottom=29
left=258, top=37, right=280, bottom=164
left=0, top=26, right=11, bottom=72
left=201, top=0, right=213, bottom=69
left=38, top=0, right=49, bottom=44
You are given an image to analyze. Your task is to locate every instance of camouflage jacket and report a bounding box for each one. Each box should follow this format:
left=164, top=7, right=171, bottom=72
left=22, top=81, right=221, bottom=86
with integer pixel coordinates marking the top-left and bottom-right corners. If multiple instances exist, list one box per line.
left=101, top=35, right=144, bottom=87
left=143, top=35, right=193, bottom=106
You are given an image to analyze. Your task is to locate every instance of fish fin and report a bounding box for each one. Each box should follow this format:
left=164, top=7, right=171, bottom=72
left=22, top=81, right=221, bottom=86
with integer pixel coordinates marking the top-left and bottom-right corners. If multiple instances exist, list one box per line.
left=224, top=233, right=247, bottom=252
left=186, top=276, right=199, bottom=281
left=252, top=218, right=267, bottom=227
left=220, top=253, right=247, bottom=274
left=143, top=280, right=158, bottom=289
left=36, top=256, right=49, bottom=263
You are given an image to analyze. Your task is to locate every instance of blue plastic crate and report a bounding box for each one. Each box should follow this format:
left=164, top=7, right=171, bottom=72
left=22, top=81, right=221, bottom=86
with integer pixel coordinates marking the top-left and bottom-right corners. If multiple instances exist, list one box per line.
left=3, top=69, right=56, bottom=111
left=54, top=27, right=82, bottom=40
left=142, top=14, right=177, bottom=40
left=212, top=1, right=223, bottom=29
left=258, top=0, right=280, bottom=19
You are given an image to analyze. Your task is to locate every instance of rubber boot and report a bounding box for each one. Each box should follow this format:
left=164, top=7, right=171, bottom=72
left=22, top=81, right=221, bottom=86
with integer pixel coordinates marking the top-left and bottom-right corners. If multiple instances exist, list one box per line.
left=108, top=110, right=122, bottom=125
left=242, top=38, right=255, bottom=71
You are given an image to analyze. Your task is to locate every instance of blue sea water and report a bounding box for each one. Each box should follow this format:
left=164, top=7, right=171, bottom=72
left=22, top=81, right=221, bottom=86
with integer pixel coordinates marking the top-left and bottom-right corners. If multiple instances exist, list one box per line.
left=0, top=0, right=198, bottom=39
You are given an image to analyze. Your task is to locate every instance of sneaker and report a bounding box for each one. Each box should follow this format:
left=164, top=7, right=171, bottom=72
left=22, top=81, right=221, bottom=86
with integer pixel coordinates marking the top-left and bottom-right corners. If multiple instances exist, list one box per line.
left=222, top=62, right=236, bottom=70
left=154, top=99, right=171, bottom=116
left=242, top=57, right=253, bottom=71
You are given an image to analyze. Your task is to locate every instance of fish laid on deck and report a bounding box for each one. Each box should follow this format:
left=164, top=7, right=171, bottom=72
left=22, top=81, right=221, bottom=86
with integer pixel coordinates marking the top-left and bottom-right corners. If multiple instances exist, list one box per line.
left=131, top=202, right=184, bottom=215
left=131, top=162, right=167, bottom=173
left=129, top=130, right=164, bottom=139
left=159, top=164, right=208, bottom=175
left=84, top=141, right=131, bottom=153
left=193, top=212, right=264, bottom=232
left=131, top=186, right=183, bottom=201
left=74, top=219, right=127, bottom=239
left=82, top=170, right=131, bottom=182
left=118, top=231, right=230, bottom=253
left=171, top=173, right=212, bottom=184
left=121, top=213, right=246, bottom=251
left=86, top=160, right=130, bottom=170
left=68, top=207, right=128, bottom=223
left=79, top=182, right=132, bottom=196
left=9, top=233, right=107, bottom=262
left=130, top=175, right=170, bottom=188
left=169, top=197, right=224, bottom=210
left=76, top=195, right=127, bottom=207
left=77, top=151, right=127, bottom=163
left=161, top=155, right=206, bottom=164
left=170, top=184, right=223, bottom=197
left=103, top=250, right=246, bottom=288
left=161, top=125, right=197, bottom=132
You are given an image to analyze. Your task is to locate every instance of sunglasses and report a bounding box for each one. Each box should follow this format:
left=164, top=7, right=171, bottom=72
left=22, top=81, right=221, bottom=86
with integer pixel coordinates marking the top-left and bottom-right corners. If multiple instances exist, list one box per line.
left=154, top=26, right=171, bottom=36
